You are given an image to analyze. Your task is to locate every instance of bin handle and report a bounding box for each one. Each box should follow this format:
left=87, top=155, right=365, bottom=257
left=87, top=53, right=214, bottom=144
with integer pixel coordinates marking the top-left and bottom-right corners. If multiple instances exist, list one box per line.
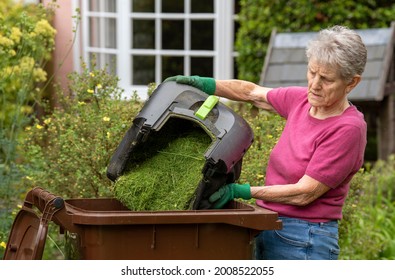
left=25, top=187, right=64, bottom=213
left=20, top=187, right=66, bottom=259
left=24, top=187, right=79, bottom=234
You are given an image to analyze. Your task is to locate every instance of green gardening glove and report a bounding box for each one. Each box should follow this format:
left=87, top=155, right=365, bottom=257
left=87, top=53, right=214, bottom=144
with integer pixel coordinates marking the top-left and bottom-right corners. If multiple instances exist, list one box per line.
left=164, top=75, right=216, bottom=95
left=208, top=183, right=252, bottom=209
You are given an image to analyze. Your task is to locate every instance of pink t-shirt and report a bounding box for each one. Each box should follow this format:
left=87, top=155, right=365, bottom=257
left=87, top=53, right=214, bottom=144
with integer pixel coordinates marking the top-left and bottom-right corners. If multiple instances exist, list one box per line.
left=256, top=87, right=367, bottom=222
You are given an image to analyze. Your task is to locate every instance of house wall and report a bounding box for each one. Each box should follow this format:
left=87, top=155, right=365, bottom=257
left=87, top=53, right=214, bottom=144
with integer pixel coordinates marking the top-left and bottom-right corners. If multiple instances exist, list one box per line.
left=42, top=0, right=75, bottom=95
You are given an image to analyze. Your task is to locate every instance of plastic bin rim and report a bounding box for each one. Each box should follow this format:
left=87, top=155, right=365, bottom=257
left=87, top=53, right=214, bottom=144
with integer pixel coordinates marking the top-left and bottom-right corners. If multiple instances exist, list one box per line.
left=64, top=199, right=281, bottom=231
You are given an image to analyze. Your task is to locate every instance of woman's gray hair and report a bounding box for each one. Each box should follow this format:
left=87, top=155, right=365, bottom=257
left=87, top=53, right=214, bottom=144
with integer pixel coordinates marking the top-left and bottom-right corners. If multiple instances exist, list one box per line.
left=306, top=25, right=367, bottom=82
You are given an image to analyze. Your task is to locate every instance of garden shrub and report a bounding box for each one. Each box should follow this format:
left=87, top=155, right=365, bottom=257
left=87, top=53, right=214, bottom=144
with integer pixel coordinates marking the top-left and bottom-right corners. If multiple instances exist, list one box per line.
left=0, top=1, right=56, bottom=159
left=20, top=61, right=143, bottom=199
left=0, top=0, right=56, bottom=258
left=339, top=156, right=395, bottom=259
left=235, top=104, right=284, bottom=187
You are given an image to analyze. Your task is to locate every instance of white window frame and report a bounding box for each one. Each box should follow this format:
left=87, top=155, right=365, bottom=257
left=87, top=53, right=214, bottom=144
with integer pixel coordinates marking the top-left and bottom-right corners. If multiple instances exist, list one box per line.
left=75, top=0, right=235, bottom=100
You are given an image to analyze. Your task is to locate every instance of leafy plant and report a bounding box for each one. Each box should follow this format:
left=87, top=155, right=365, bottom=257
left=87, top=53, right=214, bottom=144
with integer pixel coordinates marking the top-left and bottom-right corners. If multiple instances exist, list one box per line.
left=339, top=156, right=395, bottom=259
left=0, top=0, right=56, bottom=258
left=233, top=105, right=284, bottom=187
left=20, top=60, right=143, bottom=200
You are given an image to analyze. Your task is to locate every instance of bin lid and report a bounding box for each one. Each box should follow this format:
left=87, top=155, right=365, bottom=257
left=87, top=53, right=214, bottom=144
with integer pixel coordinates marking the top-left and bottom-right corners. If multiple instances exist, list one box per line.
left=3, top=207, right=47, bottom=260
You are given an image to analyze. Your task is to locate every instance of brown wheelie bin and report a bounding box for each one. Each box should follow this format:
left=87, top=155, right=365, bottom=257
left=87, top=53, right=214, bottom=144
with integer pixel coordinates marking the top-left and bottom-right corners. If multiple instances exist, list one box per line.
left=4, top=187, right=282, bottom=260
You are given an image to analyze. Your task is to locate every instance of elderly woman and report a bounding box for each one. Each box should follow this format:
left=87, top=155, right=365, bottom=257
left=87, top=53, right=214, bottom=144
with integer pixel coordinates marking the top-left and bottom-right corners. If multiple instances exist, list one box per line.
left=165, top=25, right=367, bottom=260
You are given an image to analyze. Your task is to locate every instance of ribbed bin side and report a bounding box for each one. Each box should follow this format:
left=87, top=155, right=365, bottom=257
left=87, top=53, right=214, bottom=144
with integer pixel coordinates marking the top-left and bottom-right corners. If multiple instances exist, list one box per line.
left=66, top=223, right=254, bottom=260
left=62, top=199, right=281, bottom=260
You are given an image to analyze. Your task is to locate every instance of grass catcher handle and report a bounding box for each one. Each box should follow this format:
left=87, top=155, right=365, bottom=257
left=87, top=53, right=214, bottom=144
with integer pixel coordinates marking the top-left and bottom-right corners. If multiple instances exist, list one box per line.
left=195, top=95, right=219, bottom=120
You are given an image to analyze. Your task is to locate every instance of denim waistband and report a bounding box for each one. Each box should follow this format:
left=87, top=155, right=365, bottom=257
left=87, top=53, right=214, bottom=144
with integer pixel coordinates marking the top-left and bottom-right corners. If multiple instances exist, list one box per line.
left=279, top=216, right=338, bottom=228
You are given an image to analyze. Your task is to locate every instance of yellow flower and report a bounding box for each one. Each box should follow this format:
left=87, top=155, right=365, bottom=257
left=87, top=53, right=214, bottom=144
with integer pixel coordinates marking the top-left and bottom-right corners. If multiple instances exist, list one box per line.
left=8, top=49, right=16, bottom=56
left=0, top=35, right=14, bottom=47
left=34, top=19, right=57, bottom=38
left=106, top=132, right=111, bottom=139
left=10, top=27, right=22, bottom=44
left=102, top=116, right=110, bottom=122
left=96, top=84, right=102, bottom=89
left=20, top=56, right=35, bottom=72
left=43, top=118, right=51, bottom=125
left=0, top=241, right=6, bottom=249
left=36, top=124, right=43, bottom=130
left=33, top=67, right=47, bottom=83
left=2, top=66, right=15, bottom=76
left=89, top=72, right=95, bottom=77
left=257, top=174, right=264, bottom=179
left=87, top=89, right=94, bottom=94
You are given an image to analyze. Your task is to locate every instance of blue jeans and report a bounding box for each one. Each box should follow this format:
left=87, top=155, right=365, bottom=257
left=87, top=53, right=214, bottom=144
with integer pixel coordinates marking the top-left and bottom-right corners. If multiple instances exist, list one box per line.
left=255, top=216, right=340, bottom=260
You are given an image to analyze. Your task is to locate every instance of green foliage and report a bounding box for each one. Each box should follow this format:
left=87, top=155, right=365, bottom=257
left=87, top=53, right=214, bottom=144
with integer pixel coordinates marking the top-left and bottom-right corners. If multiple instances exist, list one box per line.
left=235, top=0, right=395, bottom=82
left=235, top=105, right=284, bottom=186
left=0, top=0, right=56, bottom=258
left=19, top=61, right=143, bottom=200
left=0, top=0, right=56, bottom=147
left=339, top=156, right=395, bottom=260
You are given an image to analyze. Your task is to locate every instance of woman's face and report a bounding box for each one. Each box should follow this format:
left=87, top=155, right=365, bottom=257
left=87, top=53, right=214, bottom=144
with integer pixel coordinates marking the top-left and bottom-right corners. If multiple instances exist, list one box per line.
left=306, top=60, right=357, bottom=113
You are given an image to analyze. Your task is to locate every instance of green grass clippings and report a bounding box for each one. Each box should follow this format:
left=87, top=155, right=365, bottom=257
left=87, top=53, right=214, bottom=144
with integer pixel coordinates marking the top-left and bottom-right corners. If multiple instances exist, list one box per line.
left=113, top=118, right=212, bottom=211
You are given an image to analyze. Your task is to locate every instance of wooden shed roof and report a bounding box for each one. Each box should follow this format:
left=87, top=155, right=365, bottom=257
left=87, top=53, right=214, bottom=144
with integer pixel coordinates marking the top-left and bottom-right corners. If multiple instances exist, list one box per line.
left=259, top=23, right=395, bottom=102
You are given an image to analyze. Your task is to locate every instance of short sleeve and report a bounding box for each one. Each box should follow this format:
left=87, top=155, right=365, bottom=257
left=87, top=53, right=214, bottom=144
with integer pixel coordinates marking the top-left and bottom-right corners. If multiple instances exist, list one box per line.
left=267, top=87, right=308, bottom=119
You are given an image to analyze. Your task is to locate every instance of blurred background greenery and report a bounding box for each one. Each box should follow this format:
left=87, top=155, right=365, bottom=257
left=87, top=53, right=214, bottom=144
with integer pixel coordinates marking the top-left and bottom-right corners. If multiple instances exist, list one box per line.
left=1, top=0, right=394, bottom=259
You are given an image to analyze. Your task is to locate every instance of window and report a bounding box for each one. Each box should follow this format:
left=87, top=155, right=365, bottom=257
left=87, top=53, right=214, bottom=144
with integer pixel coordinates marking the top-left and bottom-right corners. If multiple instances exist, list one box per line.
left=79, top=0, right=237, bottom=99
